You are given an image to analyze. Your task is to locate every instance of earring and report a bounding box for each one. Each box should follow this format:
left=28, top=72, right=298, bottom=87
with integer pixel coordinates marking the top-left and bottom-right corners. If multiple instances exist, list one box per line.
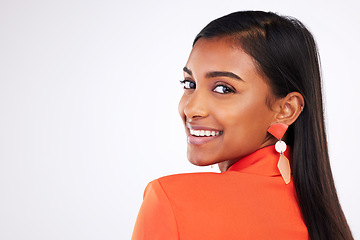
left=267, top=123, right=291, bottom=184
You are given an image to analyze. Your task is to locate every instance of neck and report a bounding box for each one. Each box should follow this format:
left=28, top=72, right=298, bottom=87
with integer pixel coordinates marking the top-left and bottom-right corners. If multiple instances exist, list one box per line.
left=218, top=159, right=238, bottom=172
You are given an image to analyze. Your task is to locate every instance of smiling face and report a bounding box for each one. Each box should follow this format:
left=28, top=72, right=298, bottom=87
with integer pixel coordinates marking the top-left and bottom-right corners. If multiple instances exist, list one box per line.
left=178, top=37, right=279, bottom=171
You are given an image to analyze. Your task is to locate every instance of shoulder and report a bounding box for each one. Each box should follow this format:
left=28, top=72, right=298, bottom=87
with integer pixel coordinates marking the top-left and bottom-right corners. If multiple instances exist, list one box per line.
left=144, top=171, right=242, bottom=201
left=156, top=172, right=219, bottom=189
left=143, top=172, right=217, bottom=197
left=158, top=171, right=218, bottom=183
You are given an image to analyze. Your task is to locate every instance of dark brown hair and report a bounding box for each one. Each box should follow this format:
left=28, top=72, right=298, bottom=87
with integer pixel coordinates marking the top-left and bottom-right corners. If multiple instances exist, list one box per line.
left=193, top=11, right=353, bottom=240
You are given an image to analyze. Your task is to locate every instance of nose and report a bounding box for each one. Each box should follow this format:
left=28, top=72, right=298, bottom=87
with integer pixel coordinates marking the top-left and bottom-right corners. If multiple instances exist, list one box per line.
left=182, top=90, right=209, bottom=120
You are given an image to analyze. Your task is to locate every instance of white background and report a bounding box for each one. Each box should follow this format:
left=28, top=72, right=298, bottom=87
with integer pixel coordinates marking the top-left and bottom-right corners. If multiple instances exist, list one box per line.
left=0, top=0, right=359, bottom=239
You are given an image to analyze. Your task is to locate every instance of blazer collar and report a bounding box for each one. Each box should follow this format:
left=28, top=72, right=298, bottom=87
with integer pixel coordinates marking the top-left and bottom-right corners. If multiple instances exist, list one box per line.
left=226, top=145, right=291, bottom=176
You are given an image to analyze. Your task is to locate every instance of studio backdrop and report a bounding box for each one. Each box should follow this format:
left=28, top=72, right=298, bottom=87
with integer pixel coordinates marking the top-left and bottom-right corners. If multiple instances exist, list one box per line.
left=0, top=0, right=359, bottom=239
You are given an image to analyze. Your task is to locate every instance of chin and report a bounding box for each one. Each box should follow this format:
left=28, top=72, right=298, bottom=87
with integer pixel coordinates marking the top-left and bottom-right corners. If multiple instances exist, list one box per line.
left=188, top=160, right=211, bottom=167
left=187, top=154, right=215, bottom=167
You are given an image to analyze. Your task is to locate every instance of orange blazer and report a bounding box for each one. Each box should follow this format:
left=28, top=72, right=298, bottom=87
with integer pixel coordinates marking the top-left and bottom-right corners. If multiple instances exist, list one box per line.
left=132, top=146, right=308, bottom=239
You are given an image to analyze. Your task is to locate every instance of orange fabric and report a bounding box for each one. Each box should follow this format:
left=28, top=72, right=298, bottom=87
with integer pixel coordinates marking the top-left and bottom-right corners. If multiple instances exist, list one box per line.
left=132, top=146, right=308, bottom=239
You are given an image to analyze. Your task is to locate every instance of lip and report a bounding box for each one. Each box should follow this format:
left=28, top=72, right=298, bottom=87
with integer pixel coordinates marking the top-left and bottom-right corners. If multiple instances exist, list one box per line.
left=186, top=123, right=223, bottom=145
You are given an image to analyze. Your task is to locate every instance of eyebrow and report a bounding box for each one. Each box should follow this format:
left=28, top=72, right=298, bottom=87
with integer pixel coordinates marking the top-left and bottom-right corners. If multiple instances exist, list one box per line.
left=183, top=67, right=243, bottom=81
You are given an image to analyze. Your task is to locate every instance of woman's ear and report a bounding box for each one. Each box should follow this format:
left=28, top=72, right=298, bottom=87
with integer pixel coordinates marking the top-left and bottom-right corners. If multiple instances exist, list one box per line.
left=274, top=92, right=305, bottom=126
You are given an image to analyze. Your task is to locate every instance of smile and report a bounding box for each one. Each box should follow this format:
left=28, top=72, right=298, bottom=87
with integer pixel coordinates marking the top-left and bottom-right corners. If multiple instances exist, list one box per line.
left=190, top=129, right=221, bottom=137
left=187, top=126, right=223, bottom=145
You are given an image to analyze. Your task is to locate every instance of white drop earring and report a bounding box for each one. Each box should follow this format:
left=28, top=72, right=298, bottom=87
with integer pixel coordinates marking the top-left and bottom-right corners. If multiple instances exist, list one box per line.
left=267, top=123, right=291, bottom=184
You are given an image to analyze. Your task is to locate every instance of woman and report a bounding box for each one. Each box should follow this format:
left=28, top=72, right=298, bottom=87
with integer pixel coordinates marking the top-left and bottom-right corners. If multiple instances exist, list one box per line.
left=131, top=11, right=353, bottom=239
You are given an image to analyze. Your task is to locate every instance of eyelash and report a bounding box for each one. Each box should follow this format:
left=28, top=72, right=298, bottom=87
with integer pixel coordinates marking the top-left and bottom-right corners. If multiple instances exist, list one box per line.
left=179, top=80, right=236, bottom=94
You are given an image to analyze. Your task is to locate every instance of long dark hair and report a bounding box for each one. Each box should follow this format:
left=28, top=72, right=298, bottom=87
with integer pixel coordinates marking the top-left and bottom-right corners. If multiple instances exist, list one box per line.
left=193, top=11, right=353, bottom=240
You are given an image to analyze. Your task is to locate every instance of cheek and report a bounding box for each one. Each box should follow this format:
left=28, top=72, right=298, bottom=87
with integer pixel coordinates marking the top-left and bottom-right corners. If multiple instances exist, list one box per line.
left=215, top=97, right=272, bottom=138
left=211, top=98, right=252, bottom=126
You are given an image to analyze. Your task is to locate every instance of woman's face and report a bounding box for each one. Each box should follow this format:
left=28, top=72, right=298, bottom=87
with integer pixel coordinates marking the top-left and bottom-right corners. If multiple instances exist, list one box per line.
left=178, top=37, right=278, bottom=171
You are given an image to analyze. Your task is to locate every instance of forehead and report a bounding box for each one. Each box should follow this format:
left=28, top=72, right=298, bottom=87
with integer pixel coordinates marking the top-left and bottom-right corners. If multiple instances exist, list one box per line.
left=185, top=37, right=258, bottom=77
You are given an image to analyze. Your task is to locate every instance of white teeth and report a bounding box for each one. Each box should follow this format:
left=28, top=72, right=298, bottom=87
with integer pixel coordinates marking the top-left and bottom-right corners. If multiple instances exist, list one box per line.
left=190, top=129, right=221, bottom=137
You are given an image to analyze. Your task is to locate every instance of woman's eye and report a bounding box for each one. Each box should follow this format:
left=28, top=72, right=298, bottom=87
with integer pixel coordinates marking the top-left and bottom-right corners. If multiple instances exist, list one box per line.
left=180, top=80, right=196, bottom=89
left=213, top=85, right=235, bottom=94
